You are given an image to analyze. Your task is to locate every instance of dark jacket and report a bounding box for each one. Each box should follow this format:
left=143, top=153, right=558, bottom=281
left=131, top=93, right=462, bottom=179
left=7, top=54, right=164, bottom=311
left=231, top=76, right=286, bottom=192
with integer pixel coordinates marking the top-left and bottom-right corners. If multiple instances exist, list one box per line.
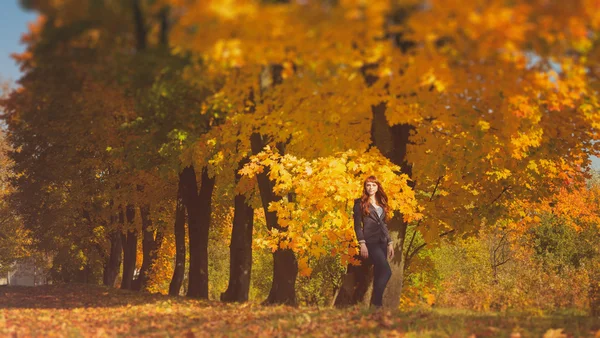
left=353, top=198, right=392, bottom=244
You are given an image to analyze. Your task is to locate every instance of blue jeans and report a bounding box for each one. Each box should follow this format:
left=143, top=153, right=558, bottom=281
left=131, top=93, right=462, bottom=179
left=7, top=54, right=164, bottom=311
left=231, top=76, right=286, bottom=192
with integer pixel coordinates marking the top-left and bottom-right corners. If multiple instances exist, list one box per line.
left=366, top=242, right=392, bottom=306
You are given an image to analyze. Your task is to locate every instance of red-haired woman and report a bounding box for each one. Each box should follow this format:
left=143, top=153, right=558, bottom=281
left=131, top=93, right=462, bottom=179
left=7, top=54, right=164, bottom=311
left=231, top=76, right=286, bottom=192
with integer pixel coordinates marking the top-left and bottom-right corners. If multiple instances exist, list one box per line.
left=353, top=175, right=394, bottom=308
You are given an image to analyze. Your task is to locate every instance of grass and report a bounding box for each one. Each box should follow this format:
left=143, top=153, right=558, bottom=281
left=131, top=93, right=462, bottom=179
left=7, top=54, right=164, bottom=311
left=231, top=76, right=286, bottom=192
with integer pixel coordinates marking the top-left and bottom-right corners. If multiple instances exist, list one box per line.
left=0, top=284, right=599, bottom=337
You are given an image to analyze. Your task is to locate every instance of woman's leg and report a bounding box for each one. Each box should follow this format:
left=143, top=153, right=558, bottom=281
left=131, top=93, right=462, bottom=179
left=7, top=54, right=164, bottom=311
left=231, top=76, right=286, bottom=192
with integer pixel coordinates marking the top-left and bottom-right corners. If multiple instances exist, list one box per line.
left=367, top=242, right=392, bottom=307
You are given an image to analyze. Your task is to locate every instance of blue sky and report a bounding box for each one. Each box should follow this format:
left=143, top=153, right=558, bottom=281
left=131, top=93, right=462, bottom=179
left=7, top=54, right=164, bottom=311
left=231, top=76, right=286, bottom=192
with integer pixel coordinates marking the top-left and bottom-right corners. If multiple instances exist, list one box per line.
left=0, top=2, right=37, bottom=83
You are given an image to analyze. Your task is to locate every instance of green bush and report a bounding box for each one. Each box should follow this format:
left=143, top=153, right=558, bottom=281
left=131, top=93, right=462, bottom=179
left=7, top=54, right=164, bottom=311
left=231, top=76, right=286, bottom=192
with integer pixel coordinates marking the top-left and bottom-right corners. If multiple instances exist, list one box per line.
left=422, top=218, right=599, bottom=314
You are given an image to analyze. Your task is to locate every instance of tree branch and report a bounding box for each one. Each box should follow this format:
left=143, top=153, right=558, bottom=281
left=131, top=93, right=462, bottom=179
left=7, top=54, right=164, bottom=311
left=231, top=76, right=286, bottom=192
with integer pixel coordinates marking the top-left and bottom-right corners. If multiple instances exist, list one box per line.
left=490, top=186, right=510, bottom=206
left=404, top=229, right=455, bottom=271
left=404, top=175, right=444, bottom=264
left=491, top=257, right=511, bottom=268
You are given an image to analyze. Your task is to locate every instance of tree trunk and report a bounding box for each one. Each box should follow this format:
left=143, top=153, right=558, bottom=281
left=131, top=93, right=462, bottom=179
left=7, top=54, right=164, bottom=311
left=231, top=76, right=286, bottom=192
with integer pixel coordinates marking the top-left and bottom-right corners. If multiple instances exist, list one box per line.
left=334, top=95, right=414, bottom=307
left=196, top=166, right=215, bottom=298
left=120, top=205, right=137, bottom=290
left=221, top=158, right=254, bottom=302
left=382, top=124, right=414, bottom=309
left=251, top=130, right=298, bottom=306
left=132, top=0, right=147, bottom=51
left=103, top=226, right=122, bottom=287
left=250, top=64, right=298, bottom=306
left=264, top=248, right=298, bottom=305
left=382, top=217, right=409, bottom=308
left=134, top=204, right=164, bottom=292
left=169, top=172, right=187, bottom=296
left=181, top=166, right=200, bottom=297
left=183, top=165, right=215, bottom=299
left=590, top=267, right=600, bottom=316
left=334, top=259, right=373, bottom=306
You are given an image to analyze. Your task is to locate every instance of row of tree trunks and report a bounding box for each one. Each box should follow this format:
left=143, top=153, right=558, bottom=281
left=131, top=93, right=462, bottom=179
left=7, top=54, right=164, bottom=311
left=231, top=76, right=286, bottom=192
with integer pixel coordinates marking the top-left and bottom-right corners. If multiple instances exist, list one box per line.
left=128, top=1, right=168, bottom=294
left=108, top=166, right=215, bottom=296
left=101, top=49, right=291, bottom=306
left=182, top=165, right=216, bottom=298
left=101, top=187, right=182, bottom=294
left=221, top=157, right=255, bottom=302
left=100, top=46, right=406, bottom=309
left=103, top=0, right=255, bottom=303
left=66, top=2, right=217, bottom=297
left=101, top=199, right=168, bottom=292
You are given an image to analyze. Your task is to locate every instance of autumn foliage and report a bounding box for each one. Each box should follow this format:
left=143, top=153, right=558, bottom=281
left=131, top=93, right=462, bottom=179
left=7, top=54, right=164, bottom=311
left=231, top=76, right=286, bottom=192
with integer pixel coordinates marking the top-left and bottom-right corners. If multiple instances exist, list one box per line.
left=1, top=0, right=600, bottom=319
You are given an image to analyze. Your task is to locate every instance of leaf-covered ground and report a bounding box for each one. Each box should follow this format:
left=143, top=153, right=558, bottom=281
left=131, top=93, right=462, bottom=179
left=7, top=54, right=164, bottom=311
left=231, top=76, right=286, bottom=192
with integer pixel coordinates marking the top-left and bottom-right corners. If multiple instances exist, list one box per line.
left=1, top=284, right=599, bottom=337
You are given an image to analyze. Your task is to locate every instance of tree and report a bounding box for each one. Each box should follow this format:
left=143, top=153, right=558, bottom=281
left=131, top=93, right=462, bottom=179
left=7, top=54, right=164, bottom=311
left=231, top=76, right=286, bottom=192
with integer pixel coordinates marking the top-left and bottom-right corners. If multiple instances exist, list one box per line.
left=1, top=3, right=135, bottom=283
left=3, top=0, right=599, bottom=307
left=169, top=0, right=600, bottom=306
left=0, top=126, right=32, bottom=276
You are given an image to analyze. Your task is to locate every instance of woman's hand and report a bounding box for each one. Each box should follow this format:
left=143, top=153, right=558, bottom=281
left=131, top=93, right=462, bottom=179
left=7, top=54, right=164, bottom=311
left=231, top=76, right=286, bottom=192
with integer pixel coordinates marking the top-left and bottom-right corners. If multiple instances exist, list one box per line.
left=360, top=243, right=368, bottom=259
left=387, top=243, right=394, bottom=260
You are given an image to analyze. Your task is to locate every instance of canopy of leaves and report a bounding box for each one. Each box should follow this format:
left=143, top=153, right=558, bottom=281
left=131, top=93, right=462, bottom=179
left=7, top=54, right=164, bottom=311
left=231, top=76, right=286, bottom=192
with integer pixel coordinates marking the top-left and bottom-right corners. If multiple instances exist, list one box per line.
left=2, top=0, right=600, bottom=283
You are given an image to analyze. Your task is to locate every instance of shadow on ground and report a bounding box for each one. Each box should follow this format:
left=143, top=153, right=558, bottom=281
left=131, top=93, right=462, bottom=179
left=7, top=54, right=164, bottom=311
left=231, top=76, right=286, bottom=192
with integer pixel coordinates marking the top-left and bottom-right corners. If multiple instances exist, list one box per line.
left=0, top=284, right=170, bottom=309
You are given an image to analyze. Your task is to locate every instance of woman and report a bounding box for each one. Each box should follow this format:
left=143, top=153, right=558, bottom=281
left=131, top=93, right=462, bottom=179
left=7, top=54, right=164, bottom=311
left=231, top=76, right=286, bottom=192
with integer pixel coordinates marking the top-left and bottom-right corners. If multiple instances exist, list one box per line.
left=353, top=175, right=393, bottom=308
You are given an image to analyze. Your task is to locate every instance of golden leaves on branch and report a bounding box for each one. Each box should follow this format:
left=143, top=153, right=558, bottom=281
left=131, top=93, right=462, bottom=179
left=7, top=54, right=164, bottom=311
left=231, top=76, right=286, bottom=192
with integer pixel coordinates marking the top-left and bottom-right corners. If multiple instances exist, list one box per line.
left=241, top=147, right=420, bottom=276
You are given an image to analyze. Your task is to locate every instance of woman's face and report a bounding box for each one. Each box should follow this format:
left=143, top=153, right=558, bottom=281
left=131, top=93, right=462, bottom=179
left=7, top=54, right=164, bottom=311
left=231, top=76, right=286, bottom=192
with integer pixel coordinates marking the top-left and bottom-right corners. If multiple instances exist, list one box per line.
left=365, top=182, right=378, bottom=196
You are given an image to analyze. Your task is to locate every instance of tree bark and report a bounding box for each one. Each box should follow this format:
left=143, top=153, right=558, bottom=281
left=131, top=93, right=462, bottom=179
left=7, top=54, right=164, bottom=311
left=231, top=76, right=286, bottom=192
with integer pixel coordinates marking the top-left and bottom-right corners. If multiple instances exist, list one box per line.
left=103, top=225, right=122, bottom=287
left=169, top=172, right=187, bottom=296
left=134, top=204, right=164, bottom=292
left=590, top=265, right=600, bottom=316
left=250, top=64, right=298, bottom=306
left=119, top=0, right=144, bottom=292
left=381, top=217, right=409, bottom=308
left=181, top=166, right=200, bottom=297
left=183, top=165, right=215, bottom=299
left=333, top=258, right=373, bottom=306
left=264, top=248, right=297, bottom=305
left=120, top=205, right=137, bottom=290
left=334, top=83, right=414, bottom=307
left=195, top=167, right=215, bottom=298
left=382, top=124, right=414, bottom=308
left=251, top=130, right=298, bottom=306
left=221, top=158, right=254, bottom=302
left=132, top=0, right=147, bottom=51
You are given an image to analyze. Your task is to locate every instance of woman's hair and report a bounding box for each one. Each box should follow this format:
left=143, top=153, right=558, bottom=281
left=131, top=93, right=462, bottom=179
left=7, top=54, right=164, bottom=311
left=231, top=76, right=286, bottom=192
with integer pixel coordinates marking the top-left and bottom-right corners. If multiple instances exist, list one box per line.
left=360, top=175, right=389, bottom=216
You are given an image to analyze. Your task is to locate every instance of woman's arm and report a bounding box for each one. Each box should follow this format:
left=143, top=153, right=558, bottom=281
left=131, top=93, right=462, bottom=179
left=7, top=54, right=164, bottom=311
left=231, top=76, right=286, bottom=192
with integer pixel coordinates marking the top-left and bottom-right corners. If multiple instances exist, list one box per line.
left=354, top=200, right=368, bottom=258
left=386, top=234, right=393, bottom=246
left=382, top=211, right=393, bottom=245
left=353, top=199, right=365, bottom=243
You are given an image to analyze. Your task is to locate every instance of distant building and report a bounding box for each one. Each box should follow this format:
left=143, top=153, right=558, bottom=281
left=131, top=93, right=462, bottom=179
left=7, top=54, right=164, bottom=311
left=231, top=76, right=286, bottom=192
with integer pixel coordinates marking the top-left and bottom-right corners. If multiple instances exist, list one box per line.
left=1, top=258, right=48, bottom=286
